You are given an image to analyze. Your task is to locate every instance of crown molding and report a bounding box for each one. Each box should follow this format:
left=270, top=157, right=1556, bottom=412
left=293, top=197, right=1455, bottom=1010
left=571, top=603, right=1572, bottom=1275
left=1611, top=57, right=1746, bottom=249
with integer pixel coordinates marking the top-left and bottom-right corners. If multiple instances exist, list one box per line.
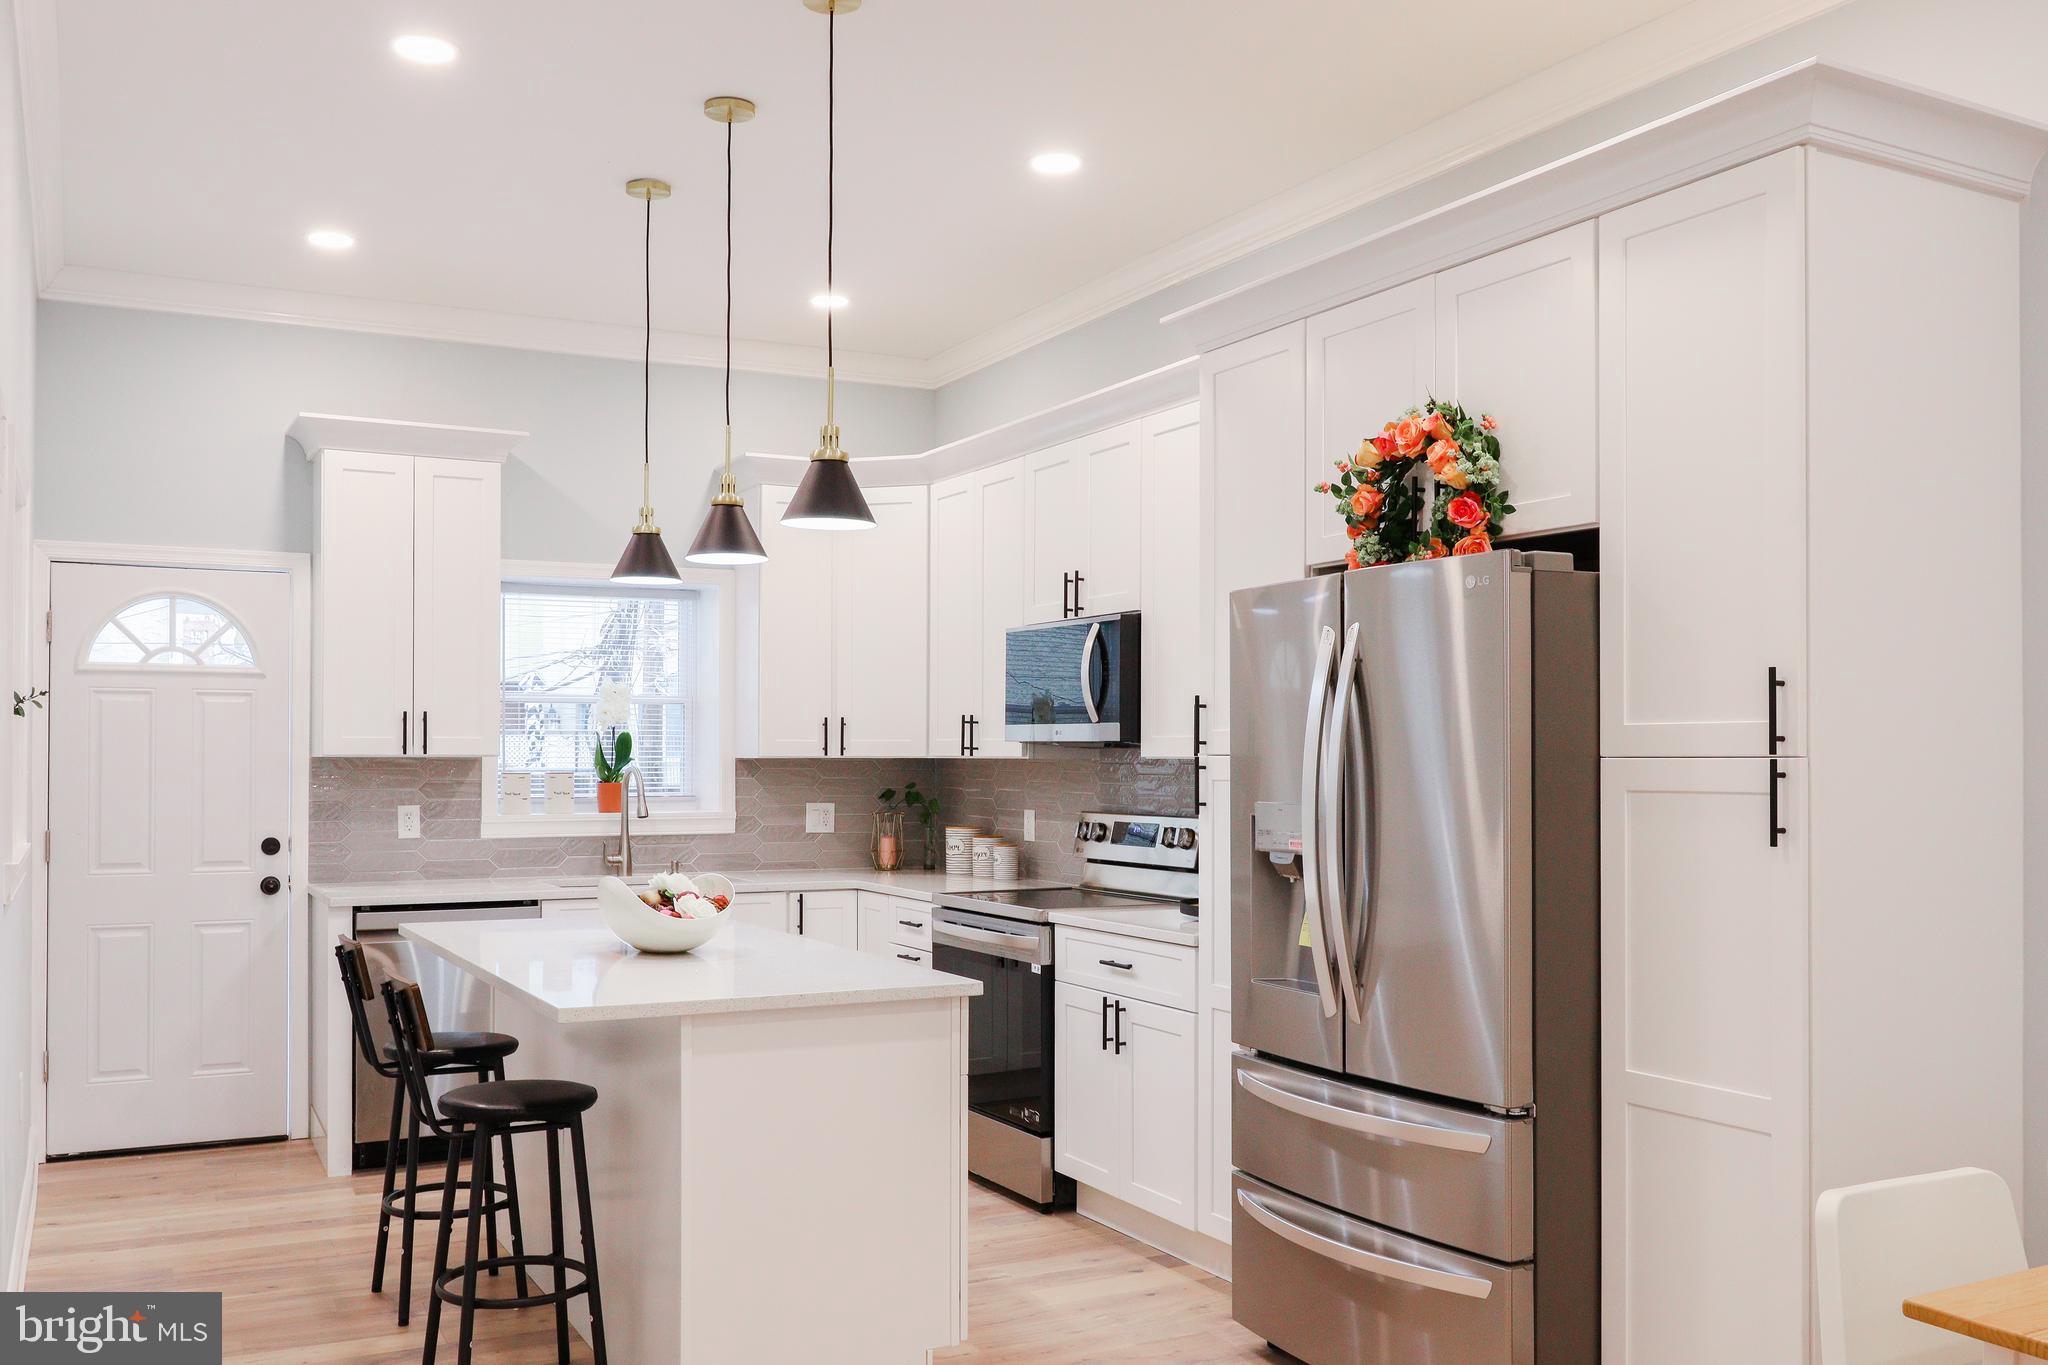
left=1164, top=60, right=2048, bottom=355
left=40, top=265, right=935, bottom=388
left=914, top=0, right=1855, bottom=387
left=286, top=412, right=528, bottom=463
left=13, top=0, right=63, bottom=290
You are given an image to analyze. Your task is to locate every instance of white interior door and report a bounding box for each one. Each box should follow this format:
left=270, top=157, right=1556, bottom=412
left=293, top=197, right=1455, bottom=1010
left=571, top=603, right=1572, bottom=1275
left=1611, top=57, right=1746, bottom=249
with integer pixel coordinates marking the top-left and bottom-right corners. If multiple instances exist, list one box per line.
left=48, top=562, right=293, bottom=1156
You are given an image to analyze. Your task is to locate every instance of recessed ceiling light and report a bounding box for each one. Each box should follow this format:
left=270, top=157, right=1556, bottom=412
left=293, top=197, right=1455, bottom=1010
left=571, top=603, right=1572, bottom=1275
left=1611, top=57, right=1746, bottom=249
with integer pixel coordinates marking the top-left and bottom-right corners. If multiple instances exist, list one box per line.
left=306, top=228, right=356, bottom=251
left=391, top=34, right=459, bottom=65
left=1030, top=151, right=1082, bottom=176
left=810, top=292, right=849, bottom=311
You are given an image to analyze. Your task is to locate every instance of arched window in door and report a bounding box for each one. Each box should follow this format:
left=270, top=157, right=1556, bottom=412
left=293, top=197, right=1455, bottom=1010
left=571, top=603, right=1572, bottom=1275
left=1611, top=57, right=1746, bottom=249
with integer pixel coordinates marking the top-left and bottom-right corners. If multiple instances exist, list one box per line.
left=83, top=594, right=259, bottom=670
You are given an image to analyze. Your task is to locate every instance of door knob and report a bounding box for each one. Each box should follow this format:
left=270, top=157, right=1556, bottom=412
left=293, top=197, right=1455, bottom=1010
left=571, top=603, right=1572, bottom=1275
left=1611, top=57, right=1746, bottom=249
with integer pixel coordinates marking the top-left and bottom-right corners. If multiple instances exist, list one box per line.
left=261, top=836, right=282, bottom=856
left=259, top=876, right=282, bottom=896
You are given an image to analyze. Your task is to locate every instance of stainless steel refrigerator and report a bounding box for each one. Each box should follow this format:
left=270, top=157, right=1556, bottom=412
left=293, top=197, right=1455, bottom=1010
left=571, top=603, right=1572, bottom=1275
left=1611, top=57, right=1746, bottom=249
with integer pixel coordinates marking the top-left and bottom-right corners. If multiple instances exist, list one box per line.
left=1228, top=549, right=1598, bottom=1365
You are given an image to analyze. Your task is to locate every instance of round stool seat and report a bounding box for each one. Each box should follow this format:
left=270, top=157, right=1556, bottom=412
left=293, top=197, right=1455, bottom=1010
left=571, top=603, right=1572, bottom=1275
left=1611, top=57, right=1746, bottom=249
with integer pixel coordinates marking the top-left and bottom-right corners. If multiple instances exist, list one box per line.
left=381, top=1029, right=519, bottom=1068
left=440, top=1078, right=599, bottom=1124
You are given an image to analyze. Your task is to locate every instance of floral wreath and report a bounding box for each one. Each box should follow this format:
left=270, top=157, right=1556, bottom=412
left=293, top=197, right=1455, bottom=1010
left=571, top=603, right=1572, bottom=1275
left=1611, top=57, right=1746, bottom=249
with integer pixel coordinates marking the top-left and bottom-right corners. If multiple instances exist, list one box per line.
left=1314, top=399, right=1513, bottom=567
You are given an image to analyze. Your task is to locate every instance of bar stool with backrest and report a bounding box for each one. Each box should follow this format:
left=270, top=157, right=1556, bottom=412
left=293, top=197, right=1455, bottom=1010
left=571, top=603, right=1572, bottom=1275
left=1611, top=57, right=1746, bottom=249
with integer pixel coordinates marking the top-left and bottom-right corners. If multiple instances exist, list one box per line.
left=383, top=976, right=609, bottom=1365
left=333, top=938, right=527, bottom=1325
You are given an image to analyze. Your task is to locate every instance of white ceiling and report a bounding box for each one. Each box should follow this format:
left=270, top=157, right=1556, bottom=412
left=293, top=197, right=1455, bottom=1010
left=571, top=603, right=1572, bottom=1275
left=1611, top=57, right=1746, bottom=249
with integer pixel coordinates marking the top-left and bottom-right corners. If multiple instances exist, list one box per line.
left=36, top=0, right=1797, bottom=385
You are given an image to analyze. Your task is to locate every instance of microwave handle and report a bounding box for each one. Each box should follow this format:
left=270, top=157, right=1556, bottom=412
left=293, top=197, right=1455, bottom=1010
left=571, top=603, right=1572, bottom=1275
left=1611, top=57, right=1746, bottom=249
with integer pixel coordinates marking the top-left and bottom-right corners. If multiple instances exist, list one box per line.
left=1079, top=621, right=1104, bottom=724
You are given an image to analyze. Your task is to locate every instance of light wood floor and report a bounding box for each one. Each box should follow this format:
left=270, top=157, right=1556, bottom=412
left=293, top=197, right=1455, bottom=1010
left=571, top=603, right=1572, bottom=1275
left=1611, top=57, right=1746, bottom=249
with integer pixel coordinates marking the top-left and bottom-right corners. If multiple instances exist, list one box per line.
left=27, top=1139, right=1272, bottom=1363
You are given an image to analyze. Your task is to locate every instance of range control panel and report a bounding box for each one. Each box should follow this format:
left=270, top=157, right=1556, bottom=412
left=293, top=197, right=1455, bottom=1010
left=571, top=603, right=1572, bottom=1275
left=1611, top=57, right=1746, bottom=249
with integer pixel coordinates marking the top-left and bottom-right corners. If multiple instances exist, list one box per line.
left=1073, top=811, right=1199, bottom=870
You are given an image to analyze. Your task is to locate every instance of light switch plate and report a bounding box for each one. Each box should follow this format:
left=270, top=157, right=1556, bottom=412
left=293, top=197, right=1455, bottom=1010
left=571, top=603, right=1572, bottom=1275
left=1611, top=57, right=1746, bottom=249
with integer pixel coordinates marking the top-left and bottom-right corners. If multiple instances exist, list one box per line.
left=396, top=805, right=422, bottom=840
left=806, top=802, right=835, bottom=834
left=1024, top=809, right=1036, bottom=842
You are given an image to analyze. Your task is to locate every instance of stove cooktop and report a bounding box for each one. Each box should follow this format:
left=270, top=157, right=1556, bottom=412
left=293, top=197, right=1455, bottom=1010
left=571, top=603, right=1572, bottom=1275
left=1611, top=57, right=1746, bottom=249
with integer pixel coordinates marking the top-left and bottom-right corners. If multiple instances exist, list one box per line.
left=935, top=886, right=1194, bottom=923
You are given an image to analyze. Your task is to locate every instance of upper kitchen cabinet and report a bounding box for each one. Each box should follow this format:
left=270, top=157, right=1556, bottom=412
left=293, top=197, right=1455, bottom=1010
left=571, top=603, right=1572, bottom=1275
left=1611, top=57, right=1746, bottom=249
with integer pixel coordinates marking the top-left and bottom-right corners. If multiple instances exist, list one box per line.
left=746, top=482, right=929, bottom=758
left=1138, top=404, right=1202, bottom=758
left=1597, top=150, right=1805, bottom=759
left=928, top=459, right=1024, bottom=758
left=1200, top=323, right=1306, bottom=758
left=1433, top=221, right=1597, bottom=536
left=1023, top=421, right=1142, bottom=622
left=298, top=414, right=520, bottom=758
left=1304, top=279, right=1433, bottom=569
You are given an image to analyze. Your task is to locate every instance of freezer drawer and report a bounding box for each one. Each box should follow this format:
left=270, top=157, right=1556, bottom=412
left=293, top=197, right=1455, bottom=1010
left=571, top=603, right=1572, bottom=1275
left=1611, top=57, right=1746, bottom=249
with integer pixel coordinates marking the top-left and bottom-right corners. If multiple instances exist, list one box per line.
left=1232, top=1052, right=1533, bottom=1261
left=1232, top=1172, right=1533, bottom=1365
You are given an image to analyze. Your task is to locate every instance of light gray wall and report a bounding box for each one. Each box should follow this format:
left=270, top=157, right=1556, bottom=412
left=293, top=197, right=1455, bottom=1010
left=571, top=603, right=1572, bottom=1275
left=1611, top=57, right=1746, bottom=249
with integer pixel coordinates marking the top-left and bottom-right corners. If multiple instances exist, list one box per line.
left=2023, top=156, right=2048, bottom=1259
left=34, top=302, right=936, bottom=563
left=933, top=0, right=2048, bottom=441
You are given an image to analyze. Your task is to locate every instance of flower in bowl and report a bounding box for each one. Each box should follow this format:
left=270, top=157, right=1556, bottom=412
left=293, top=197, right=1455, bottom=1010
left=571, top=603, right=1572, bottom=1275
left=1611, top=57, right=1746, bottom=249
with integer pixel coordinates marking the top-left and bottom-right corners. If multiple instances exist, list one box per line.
left=598, top=875, right=732, bottom=954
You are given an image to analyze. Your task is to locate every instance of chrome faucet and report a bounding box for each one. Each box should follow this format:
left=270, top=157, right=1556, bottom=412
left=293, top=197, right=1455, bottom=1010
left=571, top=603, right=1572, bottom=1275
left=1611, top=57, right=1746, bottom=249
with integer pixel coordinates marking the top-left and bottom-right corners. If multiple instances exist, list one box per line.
left=603, top=767, right=651, bottom=877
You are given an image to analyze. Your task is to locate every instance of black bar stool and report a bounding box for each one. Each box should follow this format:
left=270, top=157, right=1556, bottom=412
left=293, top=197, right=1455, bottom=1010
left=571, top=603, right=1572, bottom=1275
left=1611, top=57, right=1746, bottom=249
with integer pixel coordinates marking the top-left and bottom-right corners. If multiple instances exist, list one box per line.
left=385, top=977, right=609, bottom=1365
left=333, top=938, right=527, bottom=1325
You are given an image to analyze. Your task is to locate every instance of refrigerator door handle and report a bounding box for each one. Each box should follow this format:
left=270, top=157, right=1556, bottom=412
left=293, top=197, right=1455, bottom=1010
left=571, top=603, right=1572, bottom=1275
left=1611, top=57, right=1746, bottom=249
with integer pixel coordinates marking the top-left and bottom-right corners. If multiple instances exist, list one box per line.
left=1078, top=621, right=1104, bottom=724
left=1236, top=1188, right=1495, bottom=1300
left=1320, top=621, right=1366, bottom=1024
left=1298, top=624, right=1340, bottom=1019
left=1235, top=1070, right=1492, bottom=1154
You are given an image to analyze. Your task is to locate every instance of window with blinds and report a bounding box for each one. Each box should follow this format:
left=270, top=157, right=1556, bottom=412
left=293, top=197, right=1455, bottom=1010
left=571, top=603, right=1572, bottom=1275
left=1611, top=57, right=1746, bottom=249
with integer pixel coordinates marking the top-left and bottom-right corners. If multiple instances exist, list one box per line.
left=498, top=581, right=698, bottom=808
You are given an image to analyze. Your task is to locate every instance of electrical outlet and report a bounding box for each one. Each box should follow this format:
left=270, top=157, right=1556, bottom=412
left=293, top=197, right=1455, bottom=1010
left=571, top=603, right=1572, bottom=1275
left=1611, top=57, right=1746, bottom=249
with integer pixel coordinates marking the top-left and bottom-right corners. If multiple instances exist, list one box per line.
left=1024, top=809, right=1036, bottom=842
left=396, top=805, right=422, bottom=840
left=806, top=802, right=835, bottom=834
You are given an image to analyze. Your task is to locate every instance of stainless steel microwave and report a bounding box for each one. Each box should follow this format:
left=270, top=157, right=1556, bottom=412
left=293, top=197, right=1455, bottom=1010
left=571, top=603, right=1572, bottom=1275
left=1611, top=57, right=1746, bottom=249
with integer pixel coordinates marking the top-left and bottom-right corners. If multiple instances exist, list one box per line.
left=1004, top=612, right=1141, bottom=745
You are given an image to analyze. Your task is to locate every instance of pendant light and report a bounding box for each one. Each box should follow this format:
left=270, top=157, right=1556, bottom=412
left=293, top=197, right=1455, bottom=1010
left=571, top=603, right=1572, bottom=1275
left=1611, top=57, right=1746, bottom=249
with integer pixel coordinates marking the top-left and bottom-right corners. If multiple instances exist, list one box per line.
left=611, top=177, right=685, bottom=584
left=782, top=0, right=875, bottom=531
left=686, top=97, right=770, bottom=566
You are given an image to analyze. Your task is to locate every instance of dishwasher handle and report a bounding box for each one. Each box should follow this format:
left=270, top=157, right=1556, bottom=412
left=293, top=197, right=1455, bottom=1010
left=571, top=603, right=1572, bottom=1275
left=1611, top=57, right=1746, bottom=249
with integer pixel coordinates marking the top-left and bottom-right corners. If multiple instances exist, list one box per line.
left=354, top=901, right=543, bottom=932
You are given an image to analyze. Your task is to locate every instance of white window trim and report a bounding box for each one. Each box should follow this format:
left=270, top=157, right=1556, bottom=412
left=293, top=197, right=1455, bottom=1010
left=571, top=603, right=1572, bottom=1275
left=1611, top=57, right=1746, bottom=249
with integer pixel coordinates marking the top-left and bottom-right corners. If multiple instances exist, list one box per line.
left=480, top=558, right=738, bottom=839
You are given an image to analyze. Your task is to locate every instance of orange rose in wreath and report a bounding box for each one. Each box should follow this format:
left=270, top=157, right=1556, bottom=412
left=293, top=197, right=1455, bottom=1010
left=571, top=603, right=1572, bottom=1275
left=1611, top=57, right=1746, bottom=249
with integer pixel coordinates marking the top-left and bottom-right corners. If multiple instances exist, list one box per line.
left=1345, top=522, right=1364, bottom=540
left=1344, top=549, right=1363, bottom=570
left=1390, top=417, right=1427, bottom=457
left=1452, top=531, right=1492, bottom=556
left=1350, top=487, right=1385, bottom=522
left=1423, top=411, right=1454, bottom=442
left=1445, top=491, right=1487, bottom=531
left=1415, top=538, right=1449, bottom=561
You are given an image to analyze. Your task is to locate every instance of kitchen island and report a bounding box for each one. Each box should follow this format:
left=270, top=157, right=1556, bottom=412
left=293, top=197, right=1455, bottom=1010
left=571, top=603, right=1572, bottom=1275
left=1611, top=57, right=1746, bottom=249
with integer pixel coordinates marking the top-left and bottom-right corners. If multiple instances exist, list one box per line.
left=401, top=914, right=980, bottom=1365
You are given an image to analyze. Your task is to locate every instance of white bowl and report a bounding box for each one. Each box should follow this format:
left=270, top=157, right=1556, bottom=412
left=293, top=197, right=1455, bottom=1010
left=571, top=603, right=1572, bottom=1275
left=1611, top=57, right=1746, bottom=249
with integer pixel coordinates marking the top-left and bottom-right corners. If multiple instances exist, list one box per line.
left=597, top=875, right=731, bottom=954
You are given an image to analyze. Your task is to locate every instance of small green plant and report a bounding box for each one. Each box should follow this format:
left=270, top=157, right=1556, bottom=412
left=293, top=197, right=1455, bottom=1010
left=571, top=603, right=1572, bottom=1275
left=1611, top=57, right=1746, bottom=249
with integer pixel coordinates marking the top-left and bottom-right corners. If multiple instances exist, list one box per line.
left=593, top=730, right=633, bottom=784
left=878, top=781, right=941, bottom=832
left=12, top=687, right=46, bottom=718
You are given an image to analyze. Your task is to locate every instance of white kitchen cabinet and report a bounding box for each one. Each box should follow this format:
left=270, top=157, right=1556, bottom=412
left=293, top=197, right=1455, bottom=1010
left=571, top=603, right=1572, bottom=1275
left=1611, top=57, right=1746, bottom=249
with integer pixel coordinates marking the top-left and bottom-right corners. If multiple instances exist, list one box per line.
left=1602, top=757, right=1808, bottom=1365
left=1139, top=404, right=1203, bottom=758
left=748, top=483, right=929, bottom=758
left=1303, top=279, right=1434, bottom=569
left=793, top=889, right=858, bottom=949
left=315, top=448, right=501, bottom=757
left=927, top=459, right=1024, bottom=758
left=1194, top=760, right=1234, bottom=1246
left=1433, top=221, right=1597, bottom=536
left=730, top=891, right=790, bottom=934
left=858, top=892, right=931, bottom=958
left=1053, top=932, right=1200, bottom=1231
left=1022, top=421, right=1141, bottom=623
left=1597, top=151, right=1806, bottom=759
left=1200, top=324, right=1306, bottom=757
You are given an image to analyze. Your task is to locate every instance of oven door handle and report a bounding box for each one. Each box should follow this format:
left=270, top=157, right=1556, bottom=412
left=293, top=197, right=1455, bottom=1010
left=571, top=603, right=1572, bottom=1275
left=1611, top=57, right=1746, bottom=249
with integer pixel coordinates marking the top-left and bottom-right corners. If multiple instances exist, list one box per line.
left=1236, top=1070, right=1492, bottom=1153
left=932, top=919, right=1050, bottom=966
left=1236, top=1189, right=1494, bottom=1300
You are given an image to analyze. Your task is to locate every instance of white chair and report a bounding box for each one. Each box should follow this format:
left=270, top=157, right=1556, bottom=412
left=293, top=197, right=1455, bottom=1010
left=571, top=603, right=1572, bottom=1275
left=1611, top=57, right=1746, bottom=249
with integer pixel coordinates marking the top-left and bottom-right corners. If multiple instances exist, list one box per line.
left=1816, top=1167, right=2027, bottom=1365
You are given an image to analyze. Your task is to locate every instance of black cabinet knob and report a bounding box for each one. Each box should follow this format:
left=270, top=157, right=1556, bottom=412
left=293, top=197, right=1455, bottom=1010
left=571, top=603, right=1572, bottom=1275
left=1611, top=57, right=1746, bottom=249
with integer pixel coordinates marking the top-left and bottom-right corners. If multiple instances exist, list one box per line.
left=261, top=836, right=282, bottom=856
left=259, top=876, right=282, bottom=896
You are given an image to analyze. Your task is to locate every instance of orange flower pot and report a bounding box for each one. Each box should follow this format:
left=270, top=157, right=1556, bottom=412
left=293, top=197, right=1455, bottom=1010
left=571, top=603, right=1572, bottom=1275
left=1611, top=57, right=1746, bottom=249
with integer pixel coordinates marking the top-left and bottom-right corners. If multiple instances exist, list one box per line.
left=597, top=781, right=623, bottom=814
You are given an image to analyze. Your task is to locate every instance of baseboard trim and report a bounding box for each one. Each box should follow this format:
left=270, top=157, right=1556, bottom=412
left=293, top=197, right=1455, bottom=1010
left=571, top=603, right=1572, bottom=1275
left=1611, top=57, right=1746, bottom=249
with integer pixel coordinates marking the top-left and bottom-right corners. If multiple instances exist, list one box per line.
left=1076, top=1184, right=1232, bottom=1281
left=6, top=1147, right=37, bottom=1291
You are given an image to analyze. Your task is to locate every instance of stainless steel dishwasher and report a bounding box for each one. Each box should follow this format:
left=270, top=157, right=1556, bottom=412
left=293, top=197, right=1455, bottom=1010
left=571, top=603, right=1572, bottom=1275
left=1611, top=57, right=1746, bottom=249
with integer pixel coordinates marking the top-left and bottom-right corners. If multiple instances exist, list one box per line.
left=350, top=899, right=543, bottom=1168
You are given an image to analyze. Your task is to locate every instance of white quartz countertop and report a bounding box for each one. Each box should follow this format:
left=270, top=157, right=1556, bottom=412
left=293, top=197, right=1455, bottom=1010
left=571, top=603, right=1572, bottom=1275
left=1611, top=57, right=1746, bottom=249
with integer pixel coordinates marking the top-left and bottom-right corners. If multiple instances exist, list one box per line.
left=311, top=868, right=1070, bottom=910
left=1048, top=906, right=1202, bottom=946
left=401, top=914, right=983, bottom=1021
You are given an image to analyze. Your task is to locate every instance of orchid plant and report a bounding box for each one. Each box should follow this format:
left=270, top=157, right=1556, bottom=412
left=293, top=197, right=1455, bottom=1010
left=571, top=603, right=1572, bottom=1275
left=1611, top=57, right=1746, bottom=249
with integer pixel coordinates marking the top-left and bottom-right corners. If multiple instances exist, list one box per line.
left=591, top=680, right=633, bottom=784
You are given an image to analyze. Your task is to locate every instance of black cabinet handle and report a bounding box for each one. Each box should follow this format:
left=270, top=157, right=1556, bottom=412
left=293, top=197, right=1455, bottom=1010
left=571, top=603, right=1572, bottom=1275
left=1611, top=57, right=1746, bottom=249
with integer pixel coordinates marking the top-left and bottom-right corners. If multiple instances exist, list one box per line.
left=401, top=711, right=409, bottom=756
left=959, top=713, right=967, bottom=757
left=822, top=716, right=829, bottom=756
left=796, top=893, right=805, bottom=935
left=1099, top=958, right=1134, bottom=971
left=1113, top=999, right=1126, bottom=1053
left=897, top=952, right=921, bottom=962
left=1062, top=572, right=1073, bottom=618
left=1769, top=760, right=1787, bottom=848
left=1100, top=995, right=1111, bottom=1050
left=966, top=714, right=978, bottom=755
left=1072, top=571, right=1085, bottom=615
left=1768, top=667, right=1786, bottom=755
left=839, top=717, right=847, bottom=756
left=421, top=711, right=428, bottom=754
left=1193, top=694, right=1207, bottom=753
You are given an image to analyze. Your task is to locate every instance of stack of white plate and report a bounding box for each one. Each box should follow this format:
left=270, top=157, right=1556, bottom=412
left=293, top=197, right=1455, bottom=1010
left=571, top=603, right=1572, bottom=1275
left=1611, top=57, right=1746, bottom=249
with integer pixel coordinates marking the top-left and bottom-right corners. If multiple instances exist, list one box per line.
left=944, top=826, right=983, bottom=875
left=990, top=843, right=1021, bottom=881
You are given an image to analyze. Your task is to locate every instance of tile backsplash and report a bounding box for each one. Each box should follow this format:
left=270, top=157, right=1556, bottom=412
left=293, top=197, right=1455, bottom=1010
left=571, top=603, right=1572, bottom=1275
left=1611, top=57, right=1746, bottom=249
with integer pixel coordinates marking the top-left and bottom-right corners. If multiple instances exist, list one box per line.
left=310, top=749, right=1197, bottom=886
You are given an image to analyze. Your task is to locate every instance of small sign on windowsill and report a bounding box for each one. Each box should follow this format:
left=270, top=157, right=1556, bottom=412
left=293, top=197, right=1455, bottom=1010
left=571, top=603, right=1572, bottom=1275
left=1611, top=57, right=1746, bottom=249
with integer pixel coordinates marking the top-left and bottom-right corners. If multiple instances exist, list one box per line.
left=501, top=776, right=532, bottom=817
left=544, top=771, right=577, bottom=816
